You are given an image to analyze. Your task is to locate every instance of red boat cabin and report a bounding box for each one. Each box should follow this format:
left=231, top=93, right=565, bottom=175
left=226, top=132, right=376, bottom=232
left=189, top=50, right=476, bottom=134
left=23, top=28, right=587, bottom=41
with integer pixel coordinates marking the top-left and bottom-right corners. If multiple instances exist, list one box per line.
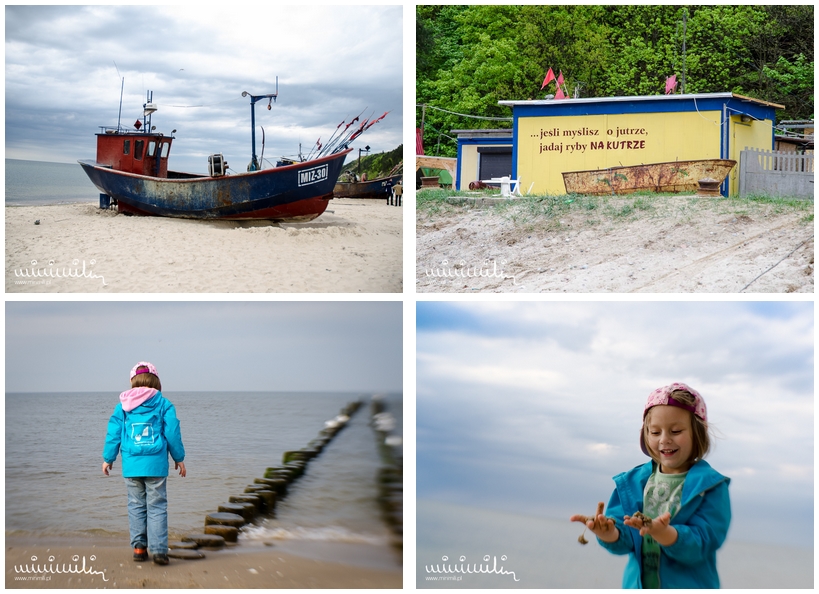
left=95, top=129, right=173, bottom=178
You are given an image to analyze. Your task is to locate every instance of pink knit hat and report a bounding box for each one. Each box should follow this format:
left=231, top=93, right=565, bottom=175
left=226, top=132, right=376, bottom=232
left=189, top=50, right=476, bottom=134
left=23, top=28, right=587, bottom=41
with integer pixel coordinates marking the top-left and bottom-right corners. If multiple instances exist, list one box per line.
left=130, top=361, right=159, bottom=380
left=640, top=382, right=707, bottom=456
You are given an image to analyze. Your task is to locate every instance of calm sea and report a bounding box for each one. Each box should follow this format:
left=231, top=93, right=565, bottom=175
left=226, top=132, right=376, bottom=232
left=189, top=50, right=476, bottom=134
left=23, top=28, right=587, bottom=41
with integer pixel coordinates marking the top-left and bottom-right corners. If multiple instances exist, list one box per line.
left=417, top=499, right=813, bottom=588
left=5, top=159, right=100, bottom=206
left=5, top=392, right=402, bottom=564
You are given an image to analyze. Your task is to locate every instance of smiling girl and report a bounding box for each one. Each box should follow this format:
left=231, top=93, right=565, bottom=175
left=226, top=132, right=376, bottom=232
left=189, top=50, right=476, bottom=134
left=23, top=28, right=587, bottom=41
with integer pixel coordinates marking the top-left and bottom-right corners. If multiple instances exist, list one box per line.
left=571, top=383, right=731, bottom=588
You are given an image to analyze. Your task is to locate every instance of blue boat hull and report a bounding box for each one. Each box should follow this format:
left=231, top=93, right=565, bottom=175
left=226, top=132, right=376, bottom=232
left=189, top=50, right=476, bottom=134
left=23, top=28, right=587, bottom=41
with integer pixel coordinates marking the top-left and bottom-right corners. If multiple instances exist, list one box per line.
left=78, top=149, right=351, bottom=221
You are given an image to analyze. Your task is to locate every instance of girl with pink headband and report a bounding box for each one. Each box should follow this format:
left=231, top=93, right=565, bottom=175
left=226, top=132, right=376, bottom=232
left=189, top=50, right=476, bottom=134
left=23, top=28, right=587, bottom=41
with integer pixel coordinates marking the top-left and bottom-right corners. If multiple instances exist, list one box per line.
left=102, top=362, right=187, bottom=565
left=571, top=383, right=731, bottom=588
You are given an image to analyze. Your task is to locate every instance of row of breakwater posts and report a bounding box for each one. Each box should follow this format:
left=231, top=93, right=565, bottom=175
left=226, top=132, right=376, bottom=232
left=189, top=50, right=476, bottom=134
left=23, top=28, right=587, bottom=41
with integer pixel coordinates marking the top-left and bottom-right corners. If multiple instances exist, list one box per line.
left=166, top=400, right=363, bottom=560
left=371, top=395, right=403, bottom=554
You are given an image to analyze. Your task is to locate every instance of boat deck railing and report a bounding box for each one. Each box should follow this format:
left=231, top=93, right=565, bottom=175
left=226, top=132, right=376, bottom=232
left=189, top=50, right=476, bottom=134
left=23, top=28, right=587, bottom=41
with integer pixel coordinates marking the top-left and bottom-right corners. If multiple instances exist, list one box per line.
left=98, top=125, right=154, bottom=135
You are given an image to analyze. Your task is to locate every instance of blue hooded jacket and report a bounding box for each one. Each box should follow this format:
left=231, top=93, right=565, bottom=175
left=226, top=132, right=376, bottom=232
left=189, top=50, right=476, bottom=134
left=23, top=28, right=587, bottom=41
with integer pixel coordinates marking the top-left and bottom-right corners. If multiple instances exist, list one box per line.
left=598, top=459, right=731, bottom=589
left=102, top=389, right=185, bottom=477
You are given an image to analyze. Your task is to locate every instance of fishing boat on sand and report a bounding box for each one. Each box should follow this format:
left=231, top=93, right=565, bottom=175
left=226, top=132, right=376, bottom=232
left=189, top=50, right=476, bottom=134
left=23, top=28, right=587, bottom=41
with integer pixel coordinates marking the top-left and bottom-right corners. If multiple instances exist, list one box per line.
left=333, top=153, right=402, bottom=199
left=79, top=86, right=386, bottom=221
left=334, top=163, right=403, bottom=199
left=562, top=159, right=736, bottom=196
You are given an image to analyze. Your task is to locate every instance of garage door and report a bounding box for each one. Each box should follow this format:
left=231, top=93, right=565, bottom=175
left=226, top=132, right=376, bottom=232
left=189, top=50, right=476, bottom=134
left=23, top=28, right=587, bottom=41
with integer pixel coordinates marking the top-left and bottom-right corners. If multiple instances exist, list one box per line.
left=478, top=147, right=513, bottom=180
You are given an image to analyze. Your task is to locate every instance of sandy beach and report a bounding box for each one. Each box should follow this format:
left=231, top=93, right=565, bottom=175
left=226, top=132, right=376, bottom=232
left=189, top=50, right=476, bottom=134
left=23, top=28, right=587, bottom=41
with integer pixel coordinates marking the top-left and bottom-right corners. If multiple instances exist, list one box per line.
left=6, top=199, right=402, bottom=293
left=6, top=536, right=402, bottom=589
left=417, top=193, right=814, bottom=293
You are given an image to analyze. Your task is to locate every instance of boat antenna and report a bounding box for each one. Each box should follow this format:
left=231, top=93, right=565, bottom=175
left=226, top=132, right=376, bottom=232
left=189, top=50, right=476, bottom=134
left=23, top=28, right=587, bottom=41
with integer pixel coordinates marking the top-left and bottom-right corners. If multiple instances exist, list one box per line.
left=113, top=61, right=124, bottom=132
left=142, top=90, right=157, bottom=134
left=241, top=76, right=278, bottom=172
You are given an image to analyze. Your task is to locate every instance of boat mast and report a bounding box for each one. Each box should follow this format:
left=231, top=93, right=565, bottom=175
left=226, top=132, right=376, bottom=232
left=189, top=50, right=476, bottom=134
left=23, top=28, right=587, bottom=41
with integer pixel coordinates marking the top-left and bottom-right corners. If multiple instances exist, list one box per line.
left=242, top=77, right=278, bottom=171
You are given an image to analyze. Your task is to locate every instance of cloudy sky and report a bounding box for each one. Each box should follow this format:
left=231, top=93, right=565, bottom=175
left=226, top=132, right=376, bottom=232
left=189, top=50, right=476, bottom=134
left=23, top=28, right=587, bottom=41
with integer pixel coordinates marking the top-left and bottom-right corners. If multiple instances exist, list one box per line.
left=6, top=301, right=402, bottom=393
left=417, top=300, right=814, bottom=548
left=5, top=6, right=402, bottom=173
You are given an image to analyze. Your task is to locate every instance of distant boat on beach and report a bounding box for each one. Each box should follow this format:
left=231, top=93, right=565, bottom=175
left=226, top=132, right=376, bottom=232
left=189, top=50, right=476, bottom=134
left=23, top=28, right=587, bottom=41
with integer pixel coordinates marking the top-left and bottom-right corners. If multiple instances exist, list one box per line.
left=334, top=174, right=403, bottom=199
left=333, top=161, right=402, bottom=199
left=79, top=87, right=385, bottom=221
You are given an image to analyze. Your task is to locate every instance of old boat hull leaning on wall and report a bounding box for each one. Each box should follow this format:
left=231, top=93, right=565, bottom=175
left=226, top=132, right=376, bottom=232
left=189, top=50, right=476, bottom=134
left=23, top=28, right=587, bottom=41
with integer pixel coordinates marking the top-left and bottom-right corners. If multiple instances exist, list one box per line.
left=562, top=159, right=737, bottom=195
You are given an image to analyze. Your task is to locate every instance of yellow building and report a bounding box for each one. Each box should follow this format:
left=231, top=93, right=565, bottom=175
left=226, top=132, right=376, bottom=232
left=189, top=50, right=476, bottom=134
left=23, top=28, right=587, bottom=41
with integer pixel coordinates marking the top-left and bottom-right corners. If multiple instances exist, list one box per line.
left=496, top=93, right=783, bottom=196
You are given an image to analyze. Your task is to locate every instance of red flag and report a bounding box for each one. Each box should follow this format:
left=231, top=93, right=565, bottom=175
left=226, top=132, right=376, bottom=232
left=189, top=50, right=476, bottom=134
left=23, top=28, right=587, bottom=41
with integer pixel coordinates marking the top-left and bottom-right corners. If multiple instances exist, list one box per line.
left=416, top=128, right=424, bottom=155
left=557, top=71, right=565, bottom=87
left=540, top=67, right=555, bottom=90
left=665, top=74, right=677, bottom=95
left=555, top=86, right=566, bottom=100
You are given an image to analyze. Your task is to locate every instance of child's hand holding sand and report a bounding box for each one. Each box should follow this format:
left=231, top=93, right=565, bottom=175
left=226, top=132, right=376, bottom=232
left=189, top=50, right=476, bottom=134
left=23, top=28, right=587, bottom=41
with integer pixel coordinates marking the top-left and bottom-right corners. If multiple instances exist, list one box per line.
left=571, top=501, right=619, bottom=543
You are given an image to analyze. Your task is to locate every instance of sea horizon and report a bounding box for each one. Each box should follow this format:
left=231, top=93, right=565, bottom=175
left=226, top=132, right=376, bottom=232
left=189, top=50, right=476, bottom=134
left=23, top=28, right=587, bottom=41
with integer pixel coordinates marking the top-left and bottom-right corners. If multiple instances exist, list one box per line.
left=6, top=158, right=100, bottom=206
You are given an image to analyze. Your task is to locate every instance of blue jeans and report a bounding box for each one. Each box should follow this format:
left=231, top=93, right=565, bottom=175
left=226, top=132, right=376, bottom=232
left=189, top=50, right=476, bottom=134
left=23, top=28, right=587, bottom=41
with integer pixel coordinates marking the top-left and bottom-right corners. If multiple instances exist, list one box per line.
left=124, top=477, right=168, bottom=555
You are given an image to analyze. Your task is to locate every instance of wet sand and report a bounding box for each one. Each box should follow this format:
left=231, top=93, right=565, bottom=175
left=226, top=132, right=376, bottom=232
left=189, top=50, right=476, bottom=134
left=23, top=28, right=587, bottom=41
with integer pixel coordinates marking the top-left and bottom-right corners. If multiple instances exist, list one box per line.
left=6, top=536, right=402, bottom=589
left=6, top=198, right=402, bottom=293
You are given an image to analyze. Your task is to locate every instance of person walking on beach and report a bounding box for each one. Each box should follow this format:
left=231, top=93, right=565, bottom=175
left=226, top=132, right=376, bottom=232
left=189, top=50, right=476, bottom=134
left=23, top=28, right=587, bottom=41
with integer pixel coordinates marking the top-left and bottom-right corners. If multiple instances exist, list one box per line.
left=571, top=383, right=730, bottom=588
left=102, top=362, right=186, bottom=565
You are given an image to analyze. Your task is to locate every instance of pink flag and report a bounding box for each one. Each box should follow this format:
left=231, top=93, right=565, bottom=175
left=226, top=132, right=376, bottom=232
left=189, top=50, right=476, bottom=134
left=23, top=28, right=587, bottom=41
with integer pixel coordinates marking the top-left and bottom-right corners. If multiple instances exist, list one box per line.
left=665, top=74, right=677, bottom=95
left=557, top=71, right=565, bottom=87
left=555, top=86, right=566, bottom=100
left=541, top=67, right=555, bottom=90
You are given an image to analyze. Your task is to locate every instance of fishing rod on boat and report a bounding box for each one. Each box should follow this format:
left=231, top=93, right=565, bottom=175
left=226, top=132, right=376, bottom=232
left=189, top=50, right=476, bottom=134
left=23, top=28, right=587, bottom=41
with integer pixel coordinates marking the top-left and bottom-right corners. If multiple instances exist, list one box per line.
left=304, top=108, right=366, bottom=161
left=314, top=108, right=368, bottom=159
left=317, top=113, right=371, bottom=157
left=317, top=111, right=389, bottom=158
left=242, top=76, right=278, bottom=172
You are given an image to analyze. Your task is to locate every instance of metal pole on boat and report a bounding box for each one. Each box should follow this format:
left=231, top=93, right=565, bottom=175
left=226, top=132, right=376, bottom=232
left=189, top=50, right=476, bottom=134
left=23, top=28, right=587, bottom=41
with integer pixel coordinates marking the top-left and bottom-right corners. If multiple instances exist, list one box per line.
left=242, top=77, right=278, bottom=172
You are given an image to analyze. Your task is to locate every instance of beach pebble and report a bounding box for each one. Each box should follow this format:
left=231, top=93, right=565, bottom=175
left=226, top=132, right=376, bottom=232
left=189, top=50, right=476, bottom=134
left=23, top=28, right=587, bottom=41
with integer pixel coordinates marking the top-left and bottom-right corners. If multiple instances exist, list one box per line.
left=167, top=549, right=205, bottom=560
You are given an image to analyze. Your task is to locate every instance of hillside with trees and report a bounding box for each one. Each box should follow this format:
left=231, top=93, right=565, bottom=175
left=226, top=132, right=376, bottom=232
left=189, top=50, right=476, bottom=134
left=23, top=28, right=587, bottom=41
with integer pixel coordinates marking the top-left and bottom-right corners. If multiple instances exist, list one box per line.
left=341, top=144, right=402, bottom=180
left=417, top=5, right=813, bottom=157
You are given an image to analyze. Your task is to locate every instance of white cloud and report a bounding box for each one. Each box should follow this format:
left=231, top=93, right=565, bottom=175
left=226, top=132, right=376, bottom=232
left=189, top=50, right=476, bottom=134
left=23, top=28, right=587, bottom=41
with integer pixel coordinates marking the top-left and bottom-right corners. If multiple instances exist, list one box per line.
left=5, top=6, right=402, bottom=171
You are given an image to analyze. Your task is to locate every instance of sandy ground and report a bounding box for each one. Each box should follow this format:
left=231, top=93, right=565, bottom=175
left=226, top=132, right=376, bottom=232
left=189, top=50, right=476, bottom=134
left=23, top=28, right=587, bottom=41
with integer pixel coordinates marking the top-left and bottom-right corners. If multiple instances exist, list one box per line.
left=6, top=198, right=402, bottom=293
left=6, top=536, right=402, bottom=589
left=416, top=194, right=814, bottom=293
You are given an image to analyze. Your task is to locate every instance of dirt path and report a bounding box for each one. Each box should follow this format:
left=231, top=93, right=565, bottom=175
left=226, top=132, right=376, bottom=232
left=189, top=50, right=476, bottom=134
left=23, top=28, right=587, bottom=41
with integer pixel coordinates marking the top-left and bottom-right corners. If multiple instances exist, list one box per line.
left=416, top=194, right=813, bottom=293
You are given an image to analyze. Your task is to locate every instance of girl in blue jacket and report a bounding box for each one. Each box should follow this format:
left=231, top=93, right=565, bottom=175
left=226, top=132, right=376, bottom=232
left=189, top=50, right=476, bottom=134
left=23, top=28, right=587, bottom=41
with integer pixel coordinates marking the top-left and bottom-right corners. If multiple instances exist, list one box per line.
left=571, top=383, right=730, bottom=588
left=102, top=362, right=186, bottom=565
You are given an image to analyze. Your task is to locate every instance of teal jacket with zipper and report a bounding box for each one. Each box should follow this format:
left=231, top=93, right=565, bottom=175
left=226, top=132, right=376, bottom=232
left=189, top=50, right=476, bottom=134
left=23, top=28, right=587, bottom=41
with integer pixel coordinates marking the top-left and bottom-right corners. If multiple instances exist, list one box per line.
left=597, top=459, right=731, bottom=589
left=103, top=388, right=185, bottom=477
